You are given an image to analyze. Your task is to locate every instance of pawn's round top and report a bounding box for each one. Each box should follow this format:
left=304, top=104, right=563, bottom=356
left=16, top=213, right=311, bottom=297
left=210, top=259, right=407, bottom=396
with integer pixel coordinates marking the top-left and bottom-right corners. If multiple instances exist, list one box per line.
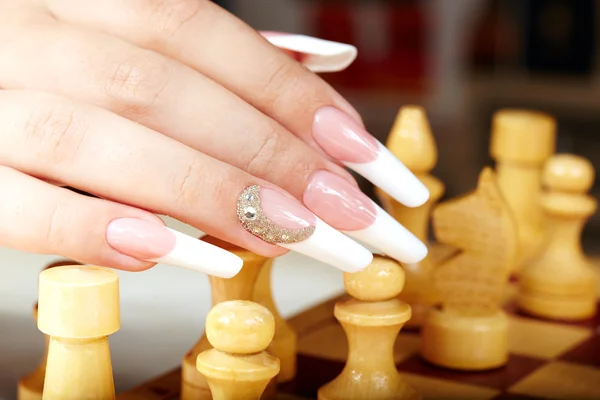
left=490, top=109, right=556, bottom=165
left=344, top=255, right=405, bottom=301
left=543, top=154, right=595, bottom=193
left=37, top=265, right=120, bottom=338
left=206, top=300, right=275, bottom=355
left=386, top=105, right=437, bottom=173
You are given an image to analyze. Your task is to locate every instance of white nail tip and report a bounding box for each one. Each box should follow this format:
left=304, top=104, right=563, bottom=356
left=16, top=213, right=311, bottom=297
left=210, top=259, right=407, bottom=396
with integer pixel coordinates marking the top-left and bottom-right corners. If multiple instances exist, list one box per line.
left=345, top=205, right=428, bottom=264
left=148, top=229, right=243, bottom=279
left=266, top=34, right=357, bottom=72
left=282, top=218, right=373, bottom=273
left=346, top=142, right=430, bottom=208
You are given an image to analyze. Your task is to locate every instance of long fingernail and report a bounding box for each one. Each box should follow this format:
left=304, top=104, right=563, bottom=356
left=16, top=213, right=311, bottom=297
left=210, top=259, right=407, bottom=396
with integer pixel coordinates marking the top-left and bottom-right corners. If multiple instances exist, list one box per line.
left=261, top=31, right=357, bottom=73
left=304, top=171, right=427, bottom=263
left=106, top=218, right=243, bottom=278
left=237, top=185, right=372, bottom=273
left=313, top=106, right=430, bottom=207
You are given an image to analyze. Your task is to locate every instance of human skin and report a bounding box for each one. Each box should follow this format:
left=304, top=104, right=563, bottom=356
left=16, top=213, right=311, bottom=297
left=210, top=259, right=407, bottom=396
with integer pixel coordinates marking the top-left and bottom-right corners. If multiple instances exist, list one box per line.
left=0, top=0, right=427, bottom=276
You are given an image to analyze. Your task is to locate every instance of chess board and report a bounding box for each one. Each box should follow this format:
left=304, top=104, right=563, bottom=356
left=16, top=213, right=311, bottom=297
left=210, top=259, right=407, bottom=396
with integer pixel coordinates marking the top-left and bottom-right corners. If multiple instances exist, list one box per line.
left=117, top=253, right=600, bottom=400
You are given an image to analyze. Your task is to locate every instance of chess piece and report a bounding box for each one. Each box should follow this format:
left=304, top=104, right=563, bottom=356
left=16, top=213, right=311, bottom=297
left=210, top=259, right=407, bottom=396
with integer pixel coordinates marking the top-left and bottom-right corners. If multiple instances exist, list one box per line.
left=318, top=255, right=420, bottom=400
left=196, top=300, right=280, bottom=400
left=38, top=265, right=120, bottom=399
left=421, top=168, right=518, bottom=370
left=18, top=260, right=81, bottom=400
left=518, top=154, right=598, bottom=320
left=182, top=236, right=273, bottom=400
left=376, top=105, right=445, bottom=328
left=253, top=258, right=297, bottom=383
left=17, top=305, right=49, bottom=400
left=490, top=109, right=556, bottom=272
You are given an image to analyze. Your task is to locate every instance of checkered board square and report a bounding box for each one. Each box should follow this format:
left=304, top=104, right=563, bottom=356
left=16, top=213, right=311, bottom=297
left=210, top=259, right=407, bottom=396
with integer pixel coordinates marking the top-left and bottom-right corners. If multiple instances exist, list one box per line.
left=118, top=261, right=600, bottom=400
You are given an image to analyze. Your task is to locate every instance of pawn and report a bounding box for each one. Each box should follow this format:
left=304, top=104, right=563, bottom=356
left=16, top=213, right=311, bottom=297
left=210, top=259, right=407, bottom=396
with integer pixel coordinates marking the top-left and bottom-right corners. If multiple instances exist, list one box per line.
left=196, top=300, right=280, bottom=400
left=318, top=256, right=420, bottom=400
left=375, top=106, right=444, bottom=328
left=38, top=265, right=120, bottom=400
left=182, top=236, right=270, bottom=400
left=490, top=109, right=557, bottom=271
left=18, top=260, right=81, bottom=400
left=252, top=259, right=297, bottom=383
left=518, top=154, right=598, bottom=320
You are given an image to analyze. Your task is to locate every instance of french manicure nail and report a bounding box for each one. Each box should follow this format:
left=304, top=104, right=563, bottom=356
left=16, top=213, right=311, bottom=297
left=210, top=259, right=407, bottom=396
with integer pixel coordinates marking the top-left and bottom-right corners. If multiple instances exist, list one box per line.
left=106, top=218, right=243, bottom=278
left=261, top=31, right=357, bottom=73
left=237, top=185, right=373, bottom=273
left=313, top=106, right=430, bottom=207
left=304, top=171, right=427, bottom=263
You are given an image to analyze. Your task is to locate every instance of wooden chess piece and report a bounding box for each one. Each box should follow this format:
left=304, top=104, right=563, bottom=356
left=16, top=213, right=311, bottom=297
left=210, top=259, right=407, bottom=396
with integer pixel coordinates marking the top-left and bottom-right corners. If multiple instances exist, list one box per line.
left=376, top=105, right=445, bottom=328
left=518, top=154, right=598, bottom=320
left=253, top=258, right=297, bottom=383
left=18, top=260, right=81, bottom=400
left=421, top=168, right=518, bottom=370
left=490, top=109, right=556, bottom=272
left=196, top=300, right=280, bottom=400
left=38, top=265, right=120, bottom=399
left=17, top=305, right=48, bottom=400
left=181, top=236, right=274, bottom=400
left=318, top=255, right=421, bottom=400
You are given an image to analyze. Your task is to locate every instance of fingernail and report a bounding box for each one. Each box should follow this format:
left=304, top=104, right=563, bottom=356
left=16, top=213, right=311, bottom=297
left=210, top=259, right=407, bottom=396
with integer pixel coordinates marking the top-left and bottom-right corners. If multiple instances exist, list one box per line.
left=313, top=106, right=430, bottom=207
left=261, top=31, right=357, bottom=73
left=237, top=185, right=373, bottom=273
left=304, top=171, right=427, bottom=263
left=106, top=218, right=243, bottom=278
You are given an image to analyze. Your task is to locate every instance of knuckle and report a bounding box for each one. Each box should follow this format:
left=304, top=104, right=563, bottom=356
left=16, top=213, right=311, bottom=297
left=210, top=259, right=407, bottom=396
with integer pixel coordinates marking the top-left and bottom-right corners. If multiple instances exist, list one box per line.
left=171, top=157, right=206, bottom=209
left=145, top=0, right=203, bottom=40
left=244, top=124, right=287, bottom=176
left=170, top=157, right=234, bottom=215
left=22, top=101, right=85, bottom=165
left=261, top=61, right=299, bottom=105
left=45, top=200, right=68, bottom=249
left=104, top=53, right=172, bottom=114
left=281, top=152, right=318, bottom=187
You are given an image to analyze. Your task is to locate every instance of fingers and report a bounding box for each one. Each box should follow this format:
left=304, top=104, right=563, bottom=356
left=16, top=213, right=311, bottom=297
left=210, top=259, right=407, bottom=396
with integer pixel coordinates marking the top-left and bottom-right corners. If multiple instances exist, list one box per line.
left=0, top=18, right=353, bottom=200
left=0, top=4, right=428, bottom=265
left=0, top=166, right=243, bottom=277
left=40, top=0, right=429, bottom=207
left=0, top=89, right=373, bottom=272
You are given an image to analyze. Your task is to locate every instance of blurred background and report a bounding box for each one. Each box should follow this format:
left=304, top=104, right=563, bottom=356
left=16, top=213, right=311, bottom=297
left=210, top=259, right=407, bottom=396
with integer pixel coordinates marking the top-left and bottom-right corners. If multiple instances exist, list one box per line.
left=218, top=0, right=599, bottom=248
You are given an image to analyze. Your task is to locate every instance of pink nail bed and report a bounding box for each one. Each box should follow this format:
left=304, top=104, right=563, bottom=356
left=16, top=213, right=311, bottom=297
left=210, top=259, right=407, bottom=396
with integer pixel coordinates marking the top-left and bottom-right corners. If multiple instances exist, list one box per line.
left=313, top=106, right=379, bottom=163
left=312, top=106, right=430, bottom=209
left=106, top=218, right=175, bottom=260
left=304, top=170, right=376, bottom=231
left=106, top=218, right=244, bottom=278
left=260, top=187, right=316, bottom=230
left=303, top=170, right=429, bottom=265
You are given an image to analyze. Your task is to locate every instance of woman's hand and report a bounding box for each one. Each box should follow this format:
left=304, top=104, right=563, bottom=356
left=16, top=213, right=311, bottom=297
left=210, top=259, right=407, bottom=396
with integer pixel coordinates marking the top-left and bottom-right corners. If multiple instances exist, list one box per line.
left=0, top=0, right=428, bottom=277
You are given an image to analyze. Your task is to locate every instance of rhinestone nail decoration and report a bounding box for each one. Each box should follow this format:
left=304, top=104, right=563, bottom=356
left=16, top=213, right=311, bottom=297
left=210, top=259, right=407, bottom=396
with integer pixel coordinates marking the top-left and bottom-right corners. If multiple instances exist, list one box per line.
left=237, top=185, right=315, bottom=244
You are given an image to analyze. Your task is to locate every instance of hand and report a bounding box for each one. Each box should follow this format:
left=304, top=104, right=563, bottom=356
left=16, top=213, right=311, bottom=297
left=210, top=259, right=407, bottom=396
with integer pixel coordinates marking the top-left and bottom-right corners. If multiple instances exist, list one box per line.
left=0, top=0, right=428, bottom=277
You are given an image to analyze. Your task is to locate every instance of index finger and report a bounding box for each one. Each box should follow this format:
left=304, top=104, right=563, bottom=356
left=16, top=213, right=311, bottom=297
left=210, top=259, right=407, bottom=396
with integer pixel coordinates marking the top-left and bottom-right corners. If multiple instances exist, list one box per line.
left=44, top=0, right=430, bottom=208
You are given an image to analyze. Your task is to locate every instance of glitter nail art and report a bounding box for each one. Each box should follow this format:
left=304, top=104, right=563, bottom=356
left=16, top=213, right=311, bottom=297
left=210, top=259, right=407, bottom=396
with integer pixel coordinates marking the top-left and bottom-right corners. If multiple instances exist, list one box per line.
left=237, top=185, right=315, bottom=244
